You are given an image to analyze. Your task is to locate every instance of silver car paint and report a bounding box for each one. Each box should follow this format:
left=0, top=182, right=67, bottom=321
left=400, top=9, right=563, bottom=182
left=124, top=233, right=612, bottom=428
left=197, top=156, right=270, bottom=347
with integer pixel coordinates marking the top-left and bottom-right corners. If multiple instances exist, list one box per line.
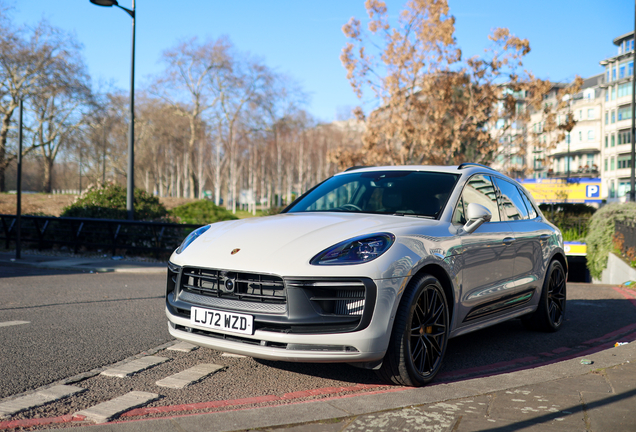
left=165, top=165, right=565, bottom=363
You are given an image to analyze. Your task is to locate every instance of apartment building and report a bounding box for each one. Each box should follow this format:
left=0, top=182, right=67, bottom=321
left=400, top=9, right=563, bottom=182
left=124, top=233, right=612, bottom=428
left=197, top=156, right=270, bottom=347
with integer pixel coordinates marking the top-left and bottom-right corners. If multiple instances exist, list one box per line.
left=600, top=31, right=634, bottom=201
left=544, top=75, right=603, bottom=180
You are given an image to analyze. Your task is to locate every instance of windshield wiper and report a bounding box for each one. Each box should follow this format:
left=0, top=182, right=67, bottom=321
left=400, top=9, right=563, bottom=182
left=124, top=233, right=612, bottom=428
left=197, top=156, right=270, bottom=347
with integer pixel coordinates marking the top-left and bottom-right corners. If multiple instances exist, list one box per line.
left=391, top=212, right=434, bottom=219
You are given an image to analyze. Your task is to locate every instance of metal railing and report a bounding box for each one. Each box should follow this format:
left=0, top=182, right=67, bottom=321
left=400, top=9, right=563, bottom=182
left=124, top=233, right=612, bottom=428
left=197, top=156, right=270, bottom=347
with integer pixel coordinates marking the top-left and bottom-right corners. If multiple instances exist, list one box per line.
left=0, top=214, right=202, bottom=258
left=615, top=220, right=636, bottom=260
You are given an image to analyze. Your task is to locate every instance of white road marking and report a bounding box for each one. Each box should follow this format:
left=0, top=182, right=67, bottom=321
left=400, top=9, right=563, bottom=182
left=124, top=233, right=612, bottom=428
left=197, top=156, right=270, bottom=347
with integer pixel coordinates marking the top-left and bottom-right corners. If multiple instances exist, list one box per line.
left=0, top=321, right=29, bottom=328
left=167, top=342, right=198, bottom=352
left=100, top=356, right=169, bottom=378
left=75, top=391, right=159, bottom=423
left=156, top=363, right=224, bottom=389
left=0, top=385, right=84, bottom=418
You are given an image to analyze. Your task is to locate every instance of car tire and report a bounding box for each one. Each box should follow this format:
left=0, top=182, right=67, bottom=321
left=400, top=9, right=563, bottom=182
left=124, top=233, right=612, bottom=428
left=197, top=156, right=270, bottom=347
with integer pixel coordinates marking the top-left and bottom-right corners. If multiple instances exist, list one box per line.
left=522, top=260, right=566, bottom=332
left=376, top=274, right=449, bottom=387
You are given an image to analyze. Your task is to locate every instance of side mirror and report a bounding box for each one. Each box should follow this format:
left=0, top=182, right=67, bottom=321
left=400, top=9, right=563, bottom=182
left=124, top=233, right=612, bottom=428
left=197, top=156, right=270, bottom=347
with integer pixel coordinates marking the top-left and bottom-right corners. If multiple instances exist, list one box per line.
left=462, top=203, right=492, bottom=234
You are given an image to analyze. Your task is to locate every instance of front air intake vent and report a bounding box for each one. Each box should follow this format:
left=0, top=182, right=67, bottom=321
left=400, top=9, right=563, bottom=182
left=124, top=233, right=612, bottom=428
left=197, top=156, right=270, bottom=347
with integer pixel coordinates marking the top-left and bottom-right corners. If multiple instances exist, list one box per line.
left=285, top=279, right=372, bottom=317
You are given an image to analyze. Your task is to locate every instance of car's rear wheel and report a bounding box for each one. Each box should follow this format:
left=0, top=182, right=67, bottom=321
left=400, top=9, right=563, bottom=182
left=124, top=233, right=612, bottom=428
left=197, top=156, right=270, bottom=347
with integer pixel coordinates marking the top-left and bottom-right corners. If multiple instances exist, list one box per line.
left=376, top=274, right=449, bottom=386
left=522, top=260, right=566, bottom=332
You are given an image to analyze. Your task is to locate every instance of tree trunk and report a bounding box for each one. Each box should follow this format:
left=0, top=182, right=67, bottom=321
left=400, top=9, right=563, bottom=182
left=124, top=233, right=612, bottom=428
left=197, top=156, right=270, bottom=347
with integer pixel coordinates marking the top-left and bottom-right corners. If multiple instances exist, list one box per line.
left=0, top=105, right=18, bottom=192
left=276, top=132, right=282, bottom=207
left=42, top=158, right=55, bottom=193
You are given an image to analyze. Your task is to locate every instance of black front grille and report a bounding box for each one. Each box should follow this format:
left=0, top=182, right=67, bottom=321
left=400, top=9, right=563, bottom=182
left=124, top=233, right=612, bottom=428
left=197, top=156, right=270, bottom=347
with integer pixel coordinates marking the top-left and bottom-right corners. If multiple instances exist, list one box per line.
left=180, top=267, right=286, bottom=304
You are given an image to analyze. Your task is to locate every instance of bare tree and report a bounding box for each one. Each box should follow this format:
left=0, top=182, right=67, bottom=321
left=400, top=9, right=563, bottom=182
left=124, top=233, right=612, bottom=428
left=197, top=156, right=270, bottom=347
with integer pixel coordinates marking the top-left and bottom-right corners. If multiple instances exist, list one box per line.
left=26, top=60, right=92, bottom=192
left=211, top=53, right=273, bottom=213
left=151, top=37, right=230, bottom=198
left=0, top=18, right=87, bottom=190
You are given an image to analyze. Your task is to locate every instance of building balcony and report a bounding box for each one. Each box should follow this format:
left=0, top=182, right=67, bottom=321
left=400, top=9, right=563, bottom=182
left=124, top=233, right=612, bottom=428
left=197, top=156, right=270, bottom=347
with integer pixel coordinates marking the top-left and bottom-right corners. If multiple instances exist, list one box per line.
left=547, top=166, right=600, bottom=179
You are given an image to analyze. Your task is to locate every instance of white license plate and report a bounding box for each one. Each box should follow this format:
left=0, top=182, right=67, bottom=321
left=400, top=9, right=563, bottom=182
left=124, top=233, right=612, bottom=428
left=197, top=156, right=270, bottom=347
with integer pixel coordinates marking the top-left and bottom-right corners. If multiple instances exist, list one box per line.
left=190, top=306, right=254, bottom=335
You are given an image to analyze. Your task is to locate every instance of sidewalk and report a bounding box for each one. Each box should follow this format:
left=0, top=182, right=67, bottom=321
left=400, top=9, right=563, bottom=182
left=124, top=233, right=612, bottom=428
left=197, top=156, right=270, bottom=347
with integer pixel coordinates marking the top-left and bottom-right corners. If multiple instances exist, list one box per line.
left=73, top=335, right=635, bottom=431
left=0, top=251, right=166, bottom=274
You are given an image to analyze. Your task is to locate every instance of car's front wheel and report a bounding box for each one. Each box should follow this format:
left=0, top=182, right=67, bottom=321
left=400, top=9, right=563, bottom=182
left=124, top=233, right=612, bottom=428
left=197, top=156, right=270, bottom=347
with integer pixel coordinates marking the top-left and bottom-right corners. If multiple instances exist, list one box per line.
left=522, top=260, right=566, bottom=332
left=376, top=274, right=449, bottom=386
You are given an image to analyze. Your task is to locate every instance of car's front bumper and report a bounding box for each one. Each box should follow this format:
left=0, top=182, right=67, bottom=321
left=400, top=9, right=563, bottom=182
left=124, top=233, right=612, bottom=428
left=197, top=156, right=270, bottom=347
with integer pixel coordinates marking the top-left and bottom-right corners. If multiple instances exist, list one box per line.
left=165, top=274, right=407, bottom=364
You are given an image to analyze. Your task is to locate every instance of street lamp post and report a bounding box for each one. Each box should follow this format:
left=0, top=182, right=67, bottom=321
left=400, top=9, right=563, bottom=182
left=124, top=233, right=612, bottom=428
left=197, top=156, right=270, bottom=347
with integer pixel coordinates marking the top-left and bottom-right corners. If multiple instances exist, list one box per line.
left=90, top=0, right=135, bottom=220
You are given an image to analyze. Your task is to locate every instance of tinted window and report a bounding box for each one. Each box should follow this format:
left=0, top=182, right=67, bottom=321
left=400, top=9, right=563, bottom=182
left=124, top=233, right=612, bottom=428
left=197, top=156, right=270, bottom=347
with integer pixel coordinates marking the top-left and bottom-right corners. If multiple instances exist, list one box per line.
left=454, top=175, right=500, bottom=223
left=494, top=177, right=529, bottom=221
left=287, top=171, right=460, bottom=217
left=518, top=187, right=538, bottom=219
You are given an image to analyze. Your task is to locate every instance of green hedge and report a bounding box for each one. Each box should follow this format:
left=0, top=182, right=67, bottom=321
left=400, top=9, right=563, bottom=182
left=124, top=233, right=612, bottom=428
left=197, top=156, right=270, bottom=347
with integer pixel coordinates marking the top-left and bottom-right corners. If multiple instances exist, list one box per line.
left=169, top=200, right=238, bottom=225
left=586, top=202, right=636, bottom=279
left=61, top=184, right=170, bottom=221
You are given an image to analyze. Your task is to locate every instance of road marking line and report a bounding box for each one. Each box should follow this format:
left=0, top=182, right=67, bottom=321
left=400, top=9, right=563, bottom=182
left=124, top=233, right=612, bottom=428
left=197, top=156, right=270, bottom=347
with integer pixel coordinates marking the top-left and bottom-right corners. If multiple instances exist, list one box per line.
left=156, top=364, right=224, bottom=389
left=0, top=321, right=29, bottom=328
left=0, top=385, right=84, bottom=418
left=75, top=391, right=159, bottom=423
left=167, top=342, right=198, bottom=352
left=101, top=356, right=169, bottom=378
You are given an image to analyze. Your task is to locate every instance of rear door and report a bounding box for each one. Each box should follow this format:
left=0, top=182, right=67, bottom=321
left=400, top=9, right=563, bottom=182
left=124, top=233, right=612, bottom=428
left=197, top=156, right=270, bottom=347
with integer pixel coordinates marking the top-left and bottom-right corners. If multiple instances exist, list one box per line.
left=493, top=177, right=550, bottom=296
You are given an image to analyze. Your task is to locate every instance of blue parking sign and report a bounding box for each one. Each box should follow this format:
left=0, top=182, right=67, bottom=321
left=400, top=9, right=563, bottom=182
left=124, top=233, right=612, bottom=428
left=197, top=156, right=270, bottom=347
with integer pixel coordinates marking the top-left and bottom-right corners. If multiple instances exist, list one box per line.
left=586, top=185, right=600, bottom=198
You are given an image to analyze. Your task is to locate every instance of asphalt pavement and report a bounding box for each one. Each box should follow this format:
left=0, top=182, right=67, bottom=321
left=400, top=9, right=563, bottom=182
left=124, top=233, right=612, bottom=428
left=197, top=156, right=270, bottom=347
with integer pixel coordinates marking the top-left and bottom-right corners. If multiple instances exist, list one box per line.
left=1, top=251, right=635, bottom=431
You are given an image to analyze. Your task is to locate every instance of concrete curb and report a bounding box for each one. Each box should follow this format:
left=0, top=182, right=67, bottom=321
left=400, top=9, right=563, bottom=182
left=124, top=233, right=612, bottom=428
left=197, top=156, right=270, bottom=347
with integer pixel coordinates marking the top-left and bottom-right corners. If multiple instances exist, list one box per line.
left=0, top=253, right=166, bottom=274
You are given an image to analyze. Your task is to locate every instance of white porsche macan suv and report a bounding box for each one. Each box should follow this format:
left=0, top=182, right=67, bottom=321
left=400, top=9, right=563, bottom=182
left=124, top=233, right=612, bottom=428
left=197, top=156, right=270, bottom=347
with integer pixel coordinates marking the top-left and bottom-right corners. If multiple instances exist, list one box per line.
left=165, top=164, right=567, bottom=386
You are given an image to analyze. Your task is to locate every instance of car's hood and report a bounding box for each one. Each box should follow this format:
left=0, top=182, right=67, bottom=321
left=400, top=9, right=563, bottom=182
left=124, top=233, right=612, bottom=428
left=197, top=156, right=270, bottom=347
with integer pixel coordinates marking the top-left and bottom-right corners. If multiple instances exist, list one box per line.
left=170, top=212, right=441, bottom=276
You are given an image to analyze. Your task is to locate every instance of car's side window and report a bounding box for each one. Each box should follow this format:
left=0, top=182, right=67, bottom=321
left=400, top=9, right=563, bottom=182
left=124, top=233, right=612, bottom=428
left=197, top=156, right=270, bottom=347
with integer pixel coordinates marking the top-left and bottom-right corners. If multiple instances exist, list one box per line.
left=518, top=187, right=538, bottom=219
left=493, top=177, right=529, bottom=221
left=453, top=175, right=501, bottom=224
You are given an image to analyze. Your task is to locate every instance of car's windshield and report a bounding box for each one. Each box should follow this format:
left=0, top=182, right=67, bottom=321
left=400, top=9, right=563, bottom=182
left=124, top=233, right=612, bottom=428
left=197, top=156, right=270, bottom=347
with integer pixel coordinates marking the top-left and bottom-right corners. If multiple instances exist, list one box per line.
left=286, top=171, right=460, bottom=218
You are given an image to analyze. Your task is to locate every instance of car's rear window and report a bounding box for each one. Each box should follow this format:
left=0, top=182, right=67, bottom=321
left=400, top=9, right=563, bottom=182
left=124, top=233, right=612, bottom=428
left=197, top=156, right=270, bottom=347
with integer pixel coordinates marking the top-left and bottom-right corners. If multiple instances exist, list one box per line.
left=286, top=171, right=460, bottom=218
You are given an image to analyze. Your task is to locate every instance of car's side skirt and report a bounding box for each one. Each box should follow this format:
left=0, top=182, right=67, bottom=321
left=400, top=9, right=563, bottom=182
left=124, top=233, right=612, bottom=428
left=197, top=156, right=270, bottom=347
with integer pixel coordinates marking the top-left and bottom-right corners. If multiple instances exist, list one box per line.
left=463, top=288, right=536, bottom=323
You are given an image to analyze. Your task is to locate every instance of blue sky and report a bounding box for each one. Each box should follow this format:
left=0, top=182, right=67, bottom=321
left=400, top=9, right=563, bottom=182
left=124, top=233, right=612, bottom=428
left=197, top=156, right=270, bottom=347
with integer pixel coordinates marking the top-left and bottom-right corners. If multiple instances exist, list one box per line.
left=9, top=0, right=634, bottom=122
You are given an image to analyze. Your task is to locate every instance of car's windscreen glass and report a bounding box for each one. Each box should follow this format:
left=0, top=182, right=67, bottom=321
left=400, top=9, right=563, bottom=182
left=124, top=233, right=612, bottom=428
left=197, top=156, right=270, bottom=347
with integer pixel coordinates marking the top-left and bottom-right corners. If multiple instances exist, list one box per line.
left=287, top=171, right=460, bottom=217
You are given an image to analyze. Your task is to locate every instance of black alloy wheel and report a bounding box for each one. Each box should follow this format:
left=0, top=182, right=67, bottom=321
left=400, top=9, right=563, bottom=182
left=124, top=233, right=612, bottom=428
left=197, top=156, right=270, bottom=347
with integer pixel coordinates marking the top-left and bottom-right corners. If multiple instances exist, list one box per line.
left=377, top=274, right=449, bottom=386
left=546, top=261, right=566, bottom=327
left=522, top=260, right=567, bottom=332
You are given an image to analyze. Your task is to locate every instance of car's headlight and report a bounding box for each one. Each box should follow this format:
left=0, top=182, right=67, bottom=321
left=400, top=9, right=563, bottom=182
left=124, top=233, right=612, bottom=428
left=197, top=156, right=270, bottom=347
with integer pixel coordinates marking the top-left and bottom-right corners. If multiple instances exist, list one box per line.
left=175, top=225, right=211, bottom=254
left=310, top=233, right=395, bottom=265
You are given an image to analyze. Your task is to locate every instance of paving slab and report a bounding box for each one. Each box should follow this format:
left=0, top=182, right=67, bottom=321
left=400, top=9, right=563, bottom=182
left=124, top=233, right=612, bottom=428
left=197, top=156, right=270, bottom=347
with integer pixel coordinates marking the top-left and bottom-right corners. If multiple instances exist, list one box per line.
left=222, top=352, right=247, bottom=358
left=0, top=385, right=84, bottom=418
left=75, top=391, right=160, bottom=424
left=350, top=406, right=457, bottom=431
left=166, top=342, right=197, bottom=352
left=587, top=364, right=636, bottom=432
left=155, top=363, right=224, bottom=389
left=101, top=356, right=169, bottom=378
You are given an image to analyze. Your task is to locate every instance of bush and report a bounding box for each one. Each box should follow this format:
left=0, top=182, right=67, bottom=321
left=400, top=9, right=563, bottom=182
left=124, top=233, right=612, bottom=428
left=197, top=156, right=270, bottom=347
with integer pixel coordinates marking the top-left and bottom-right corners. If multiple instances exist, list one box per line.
left=169, top=200, right=238, bottom=225
left=586, top=202, right=636, bottom=279
left=539, top=203, right=595, bottom=242
left=61, top=184, right=170, bottom=221
left=262, top=206, right=285, bottom=216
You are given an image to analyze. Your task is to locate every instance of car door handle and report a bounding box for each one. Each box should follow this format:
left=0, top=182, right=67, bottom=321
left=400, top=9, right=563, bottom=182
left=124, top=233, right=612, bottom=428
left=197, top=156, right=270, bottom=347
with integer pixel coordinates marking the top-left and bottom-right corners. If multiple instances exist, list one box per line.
left=503, top=237, right=515, bottom=246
